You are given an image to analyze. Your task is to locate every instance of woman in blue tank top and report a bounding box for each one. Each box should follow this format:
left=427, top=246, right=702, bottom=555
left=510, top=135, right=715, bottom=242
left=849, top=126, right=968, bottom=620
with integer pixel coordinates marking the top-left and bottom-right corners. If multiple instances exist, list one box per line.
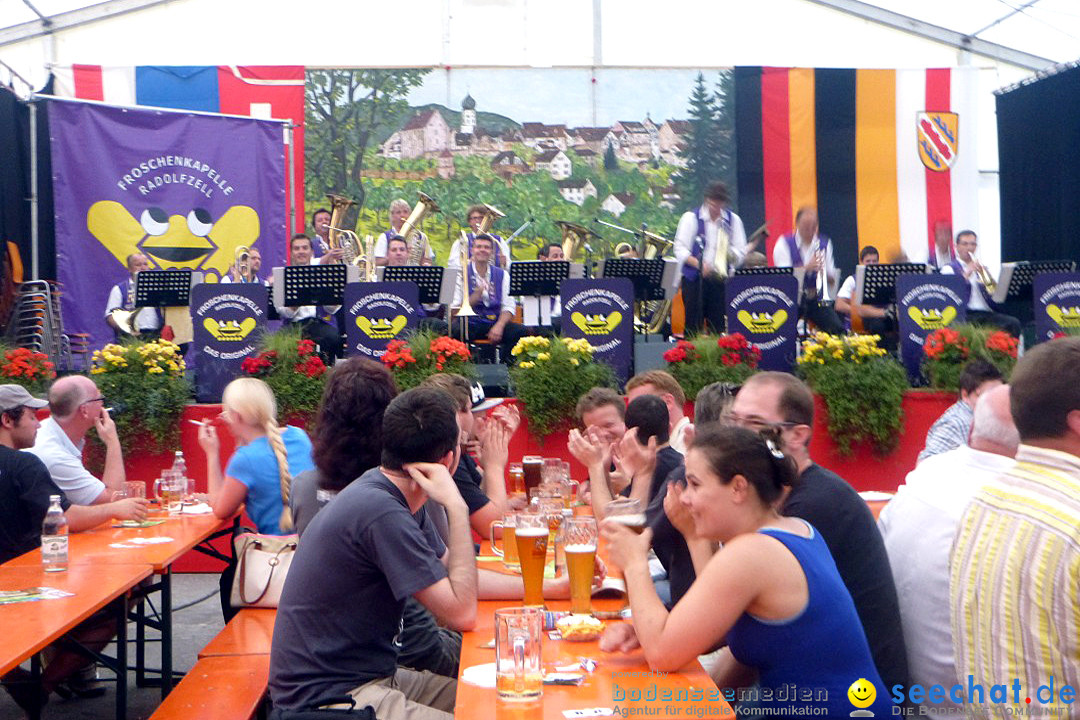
left=602, top=425, right=892, bottom=717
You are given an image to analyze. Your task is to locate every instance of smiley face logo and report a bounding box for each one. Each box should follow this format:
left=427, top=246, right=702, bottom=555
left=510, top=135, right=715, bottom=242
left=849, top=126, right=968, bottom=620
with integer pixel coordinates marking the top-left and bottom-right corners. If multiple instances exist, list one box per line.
left=907, top=305, right=957, bottom=330
left=570, top=311, right=622, bottom=335
left=1047, top=303, right=1080, bottom=328
left=736, top=309, right=788, bottom=334
left=847, top=678, right=876, bottom=715
left=357, top=315, right=408, bottom=340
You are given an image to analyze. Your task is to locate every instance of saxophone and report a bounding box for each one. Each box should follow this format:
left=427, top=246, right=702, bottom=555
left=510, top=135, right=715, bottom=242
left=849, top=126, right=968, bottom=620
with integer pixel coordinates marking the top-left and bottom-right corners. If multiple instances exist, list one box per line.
left=403, top=192, right=440, bottom=265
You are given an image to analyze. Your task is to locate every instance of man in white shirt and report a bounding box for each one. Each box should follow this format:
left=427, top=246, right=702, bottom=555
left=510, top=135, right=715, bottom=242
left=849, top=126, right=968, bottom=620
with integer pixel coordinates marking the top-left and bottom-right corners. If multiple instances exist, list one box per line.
left=275, top=234, right=344, bottom=360
left=535, top=242, right=564, bottom=333
left=448, top=205, right=511, bottom=270
left=624, top=370, right=691, bottom=455
left=674, top=182, right=752, bottom=334
left=929, top=220, right=955, bottom=270
left=104, top=253, right=163, bottom=340
left=772, top=206, right=844, bottom=335
left=835, top=245, right=898, bottom=352
left=939, top=230, right=1021, bottom=337
left=27, top=375, right=127, bottom=506
left=221, top=246, right=262, bottom=284
left=878, top=384, right=1018, bottom=718
left=375, top=198, right=434, bottom=266
left=450, top=234, right=526, bottom=360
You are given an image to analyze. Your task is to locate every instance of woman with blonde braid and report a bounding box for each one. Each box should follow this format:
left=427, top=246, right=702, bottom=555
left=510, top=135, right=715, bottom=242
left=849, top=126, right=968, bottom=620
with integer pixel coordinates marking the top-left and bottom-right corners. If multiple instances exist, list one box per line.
left=197, top=378, right=314, bottom=535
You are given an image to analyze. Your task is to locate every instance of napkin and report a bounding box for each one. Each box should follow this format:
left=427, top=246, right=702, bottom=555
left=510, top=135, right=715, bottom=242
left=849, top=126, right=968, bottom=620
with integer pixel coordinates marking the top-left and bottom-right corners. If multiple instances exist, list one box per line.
left=461, top=663, right=497, bottom=688
left=181, top=502, right=213, bottom=515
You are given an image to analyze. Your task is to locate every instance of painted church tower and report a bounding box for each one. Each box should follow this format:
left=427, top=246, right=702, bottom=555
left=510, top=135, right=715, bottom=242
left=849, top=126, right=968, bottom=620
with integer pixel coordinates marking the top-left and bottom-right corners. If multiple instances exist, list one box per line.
left=461, top=93, right=476, bottom=135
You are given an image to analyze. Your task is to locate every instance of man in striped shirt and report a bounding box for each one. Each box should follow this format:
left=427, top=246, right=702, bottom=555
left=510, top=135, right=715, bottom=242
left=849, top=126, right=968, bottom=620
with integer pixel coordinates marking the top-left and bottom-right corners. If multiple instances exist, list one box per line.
left=918, top=359, right=1002, bottom=464
left=950, top=337, right=1080, bottom=719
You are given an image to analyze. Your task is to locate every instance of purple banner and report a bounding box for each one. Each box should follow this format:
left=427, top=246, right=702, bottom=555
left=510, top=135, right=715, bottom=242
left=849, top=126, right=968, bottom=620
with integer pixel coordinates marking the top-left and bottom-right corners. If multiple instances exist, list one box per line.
left=344, top=282, right=420, bottom=358
left=561, top=278, right=635, bottom=385
left=191, top=283, right=268, bottom=402
left=725, top=274, right=798, bottom=372
left=897, top=274, right=967, bottom=380
left=48, top=98, right=287, bottom=349
left=1033, top=272, right=1080, bottom=343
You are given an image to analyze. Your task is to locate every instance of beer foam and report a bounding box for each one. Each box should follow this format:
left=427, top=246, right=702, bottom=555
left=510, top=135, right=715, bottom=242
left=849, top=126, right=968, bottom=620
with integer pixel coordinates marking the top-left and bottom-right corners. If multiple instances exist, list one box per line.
left=564, top=544, right=597, bottom=553
left=516, top=527, right=549, bottom=538
left=609, top=513, right=646, bottom=526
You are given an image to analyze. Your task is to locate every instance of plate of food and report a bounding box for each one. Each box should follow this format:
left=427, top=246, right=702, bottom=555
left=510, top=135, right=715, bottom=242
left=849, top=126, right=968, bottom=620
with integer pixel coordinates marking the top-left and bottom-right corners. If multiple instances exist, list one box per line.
left=556, top=614, right=604, bottom=642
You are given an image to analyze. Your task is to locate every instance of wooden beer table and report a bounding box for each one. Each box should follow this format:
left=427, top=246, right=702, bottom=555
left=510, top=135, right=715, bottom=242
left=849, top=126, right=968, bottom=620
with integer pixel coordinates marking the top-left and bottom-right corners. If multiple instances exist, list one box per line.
left=198, top=608, right=276, bottom=658
left=0, top=562, right=152, bottom=720
left=455, top=599, right=733, bottom=720
left=5, top=511, right=235, bottom=698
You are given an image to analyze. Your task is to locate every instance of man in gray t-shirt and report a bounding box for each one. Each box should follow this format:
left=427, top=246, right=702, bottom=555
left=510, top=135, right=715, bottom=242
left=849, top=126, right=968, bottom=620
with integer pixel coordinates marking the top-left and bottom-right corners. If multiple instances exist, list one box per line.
left=270, top=389, right=479, bottom=719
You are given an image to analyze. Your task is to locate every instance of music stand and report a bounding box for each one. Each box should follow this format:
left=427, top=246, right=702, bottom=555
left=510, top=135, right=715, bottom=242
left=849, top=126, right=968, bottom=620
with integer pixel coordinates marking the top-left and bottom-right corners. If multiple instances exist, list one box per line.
left=509, top=261, right=584, bottom=326
left=992, top=260, right=1078, bottom=304
left=598, top=258, right=675, bottom=302
left=378, top=265, right=450, bottom=306
left=134, top=270, right=203, bottom=307
left=855, top=263, right=930, bottom=306
left=272, top=264, right=358, bottom=308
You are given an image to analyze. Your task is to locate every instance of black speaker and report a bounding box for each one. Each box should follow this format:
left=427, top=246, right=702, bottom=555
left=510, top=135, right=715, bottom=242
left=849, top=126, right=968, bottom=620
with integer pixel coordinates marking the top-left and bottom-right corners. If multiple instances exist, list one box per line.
left=633, top=337, right=673, bottom=375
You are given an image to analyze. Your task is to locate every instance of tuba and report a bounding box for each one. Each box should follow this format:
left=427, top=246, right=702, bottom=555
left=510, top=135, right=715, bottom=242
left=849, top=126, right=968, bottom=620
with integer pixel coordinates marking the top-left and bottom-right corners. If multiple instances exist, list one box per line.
left=326, top=193, right=362, bottom=264
left=402, top=192, right=440, bottom=265
left=356, top=235, right=377, bottom=282
left=235, top=245, right=251, bottom=282
left=472, top=204, right=505, bottom=236
left=110, top=276, right=138, bottom=335
left=639, top=230, right=675, bottom=335
left=555, top=221, right=599, bottom=261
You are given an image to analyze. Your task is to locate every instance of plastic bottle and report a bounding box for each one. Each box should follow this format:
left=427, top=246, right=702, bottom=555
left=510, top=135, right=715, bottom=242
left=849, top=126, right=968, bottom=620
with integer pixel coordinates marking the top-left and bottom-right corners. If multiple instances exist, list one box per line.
left=172, top=450, right=191, bottom=502
left=42, top=495, right=68, bottom=572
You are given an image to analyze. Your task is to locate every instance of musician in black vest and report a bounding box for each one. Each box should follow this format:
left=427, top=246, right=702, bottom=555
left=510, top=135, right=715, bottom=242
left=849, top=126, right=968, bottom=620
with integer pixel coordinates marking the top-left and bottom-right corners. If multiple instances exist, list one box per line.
left=772, top=206, right=845, bottom=335
left=674, top=182, right=752, bottom=334
left=939, top=230, right=1021, bottom=337
left=450, top=234, right=527, bottom=361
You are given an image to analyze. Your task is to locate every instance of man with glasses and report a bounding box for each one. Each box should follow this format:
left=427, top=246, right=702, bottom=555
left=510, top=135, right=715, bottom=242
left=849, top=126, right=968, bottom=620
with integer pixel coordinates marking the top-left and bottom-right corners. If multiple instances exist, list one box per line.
left=447, top=205, right=511, bottom=269
left=726, top=372, right=909, bottom=694
left=28, top=376, right=128, bottom=506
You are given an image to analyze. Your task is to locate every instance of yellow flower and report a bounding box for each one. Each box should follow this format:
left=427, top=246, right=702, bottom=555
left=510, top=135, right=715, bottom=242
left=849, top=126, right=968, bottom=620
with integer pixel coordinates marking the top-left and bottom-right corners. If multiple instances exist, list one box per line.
left=537, top=352, right=550, bottom=362
left=570, top=358, right=579, bottom=366
left=519, top=361, right=535, bottom=369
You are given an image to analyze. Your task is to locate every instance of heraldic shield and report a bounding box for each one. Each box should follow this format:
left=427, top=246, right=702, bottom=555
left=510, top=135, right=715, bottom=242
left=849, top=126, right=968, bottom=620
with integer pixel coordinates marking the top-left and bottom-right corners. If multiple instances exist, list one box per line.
left=917, top=111, right=959, bottom=172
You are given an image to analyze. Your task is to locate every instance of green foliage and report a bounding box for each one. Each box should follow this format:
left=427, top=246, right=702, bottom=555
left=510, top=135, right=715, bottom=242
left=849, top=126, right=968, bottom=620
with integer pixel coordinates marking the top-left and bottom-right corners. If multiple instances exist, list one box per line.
left=242, top=327, right=329, bottom=422
left=664, top=335, right=761, bottom=401
left=676, top=71, right=736, bottom=209
left=797, top=333, right=909, bottom=456
left=922, top=323, right=1018, bottom=392
left=91, top=339, right=191, bottom=453
left=603, top=143, right=618, bottom=171
left=509, top=336, right=616, bottom=440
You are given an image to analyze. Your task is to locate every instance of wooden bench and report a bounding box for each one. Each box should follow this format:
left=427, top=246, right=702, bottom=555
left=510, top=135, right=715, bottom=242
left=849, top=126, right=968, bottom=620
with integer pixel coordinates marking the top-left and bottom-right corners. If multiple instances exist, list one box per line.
left=199, top=608, right=276, bottom=658
left=149, top=654, right=269, bottom=720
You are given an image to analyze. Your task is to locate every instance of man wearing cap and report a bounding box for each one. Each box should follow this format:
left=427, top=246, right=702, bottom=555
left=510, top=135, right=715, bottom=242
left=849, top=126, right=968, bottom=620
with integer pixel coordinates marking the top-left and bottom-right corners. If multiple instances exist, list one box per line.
left=27, top=376, right=127, bottom=505
left=0, top=384, right=148, bottom=713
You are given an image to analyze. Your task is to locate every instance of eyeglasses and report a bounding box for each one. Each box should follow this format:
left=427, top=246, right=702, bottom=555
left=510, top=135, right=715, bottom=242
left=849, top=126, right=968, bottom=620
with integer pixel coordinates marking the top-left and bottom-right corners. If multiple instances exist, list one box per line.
left=721, top=411, right=801, bottom=433
left=80, top=396, right=106, bottom=406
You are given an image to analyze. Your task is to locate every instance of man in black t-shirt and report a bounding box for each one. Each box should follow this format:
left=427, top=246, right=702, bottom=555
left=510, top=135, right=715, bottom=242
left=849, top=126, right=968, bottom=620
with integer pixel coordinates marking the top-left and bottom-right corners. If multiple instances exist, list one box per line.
left=270, top=389, right=472, bottom=719
left=0, top=384, right=148, bottom=713
left=726, top=372, right=909, bottom=694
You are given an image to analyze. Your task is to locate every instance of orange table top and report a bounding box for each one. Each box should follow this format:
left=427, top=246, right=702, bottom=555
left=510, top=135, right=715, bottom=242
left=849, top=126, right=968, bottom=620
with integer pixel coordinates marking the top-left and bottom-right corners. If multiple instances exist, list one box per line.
left=0, top=562, right=152, bottom=676
left=198, top=608, right=277, bottom=658
left=4, top=512, right=232, bottom=572
left=148, top=654, right=270, bottom=720
left=455, top=600, right=731, bottom=720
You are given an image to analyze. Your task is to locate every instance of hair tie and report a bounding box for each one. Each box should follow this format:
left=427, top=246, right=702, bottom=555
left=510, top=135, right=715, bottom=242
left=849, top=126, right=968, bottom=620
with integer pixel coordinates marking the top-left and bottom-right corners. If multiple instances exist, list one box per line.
left=764, top=436, right=785, bottom=460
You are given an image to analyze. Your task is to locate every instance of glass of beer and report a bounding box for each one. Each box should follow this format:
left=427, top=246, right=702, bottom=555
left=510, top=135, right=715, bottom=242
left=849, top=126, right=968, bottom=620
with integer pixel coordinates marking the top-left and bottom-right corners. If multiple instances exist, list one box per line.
left=489, top=513, right=519, bottom=571
left=522, top=456, right=543, bottom=496
left=495, top=607, right=543, bottom=701
left=508, top=463, right=525, bottom=500
left=514, top=513, right=549, bottom=607
left=605, top=497, right=646, bottom=533
left=563, top=517, right=598, bottom=615
left=153, top=470, right=184, bottom=515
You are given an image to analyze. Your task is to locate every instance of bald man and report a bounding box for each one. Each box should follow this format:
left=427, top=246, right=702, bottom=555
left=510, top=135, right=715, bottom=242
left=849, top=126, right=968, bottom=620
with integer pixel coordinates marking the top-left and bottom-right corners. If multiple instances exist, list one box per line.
left=105, top=252, right=163, bottom=339
left=27, top=376, right=127, bottom=505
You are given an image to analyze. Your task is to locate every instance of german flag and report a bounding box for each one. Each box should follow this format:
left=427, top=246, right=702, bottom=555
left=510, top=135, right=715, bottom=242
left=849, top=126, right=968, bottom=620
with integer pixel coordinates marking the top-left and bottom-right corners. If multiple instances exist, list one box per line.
left=735, top=67, right=980, bottom=271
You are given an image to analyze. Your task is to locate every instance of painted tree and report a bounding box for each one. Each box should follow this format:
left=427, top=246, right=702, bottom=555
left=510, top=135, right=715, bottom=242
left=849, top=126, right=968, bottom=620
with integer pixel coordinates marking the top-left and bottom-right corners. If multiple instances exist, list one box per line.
left=676, top=71, right=735, bottom=210
left=305, top=68, right=431, bottom=210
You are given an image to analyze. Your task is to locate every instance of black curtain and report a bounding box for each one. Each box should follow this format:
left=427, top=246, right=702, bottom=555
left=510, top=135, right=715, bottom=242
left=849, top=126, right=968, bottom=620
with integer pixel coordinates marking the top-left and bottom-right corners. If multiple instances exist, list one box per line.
left=0, top=87, right=31, bottom=277
left=997, top=66, right=1080, bottom=263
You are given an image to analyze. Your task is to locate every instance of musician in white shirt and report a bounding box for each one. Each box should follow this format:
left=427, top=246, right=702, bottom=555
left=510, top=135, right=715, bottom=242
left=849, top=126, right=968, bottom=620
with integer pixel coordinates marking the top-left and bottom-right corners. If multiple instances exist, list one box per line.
left=374, top=198, right=434, bottom=266
left=274, top=234, right=344, bottom=360
left=939, top=230, right=1021, bottom=337
left=772, top=206, right=844, bottom=335
left=448, top=205, right=512, bottom=270
left=104, top=252, right=163, bottom=339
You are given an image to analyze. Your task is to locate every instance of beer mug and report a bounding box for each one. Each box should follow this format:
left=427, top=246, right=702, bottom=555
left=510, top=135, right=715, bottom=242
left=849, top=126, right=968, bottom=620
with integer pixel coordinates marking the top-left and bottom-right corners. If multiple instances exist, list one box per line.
left=508, top=463, right=526, bottom=500
left=153, top=470, right=185, bottom=515
left=125, top=481, right=147, bottom=500
left=605, top=497, right=646, bottom=533
left=495, top=607, right=543, bottom=701
left=522, top=456, right=543, bottom=495
left=563, top=517, right=598, bottom=615
left=489, top=513, right=520, bottom=571
left=514, top=513, right=549, bottom=607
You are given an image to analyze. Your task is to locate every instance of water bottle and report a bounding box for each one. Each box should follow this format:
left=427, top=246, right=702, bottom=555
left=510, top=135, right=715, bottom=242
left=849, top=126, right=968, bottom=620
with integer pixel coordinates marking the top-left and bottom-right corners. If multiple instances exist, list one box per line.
left=172, top=450, right=187, bottom=478
left=172, top=450, right=190, bottom=503
left=42, top=495, right=68, bottom=572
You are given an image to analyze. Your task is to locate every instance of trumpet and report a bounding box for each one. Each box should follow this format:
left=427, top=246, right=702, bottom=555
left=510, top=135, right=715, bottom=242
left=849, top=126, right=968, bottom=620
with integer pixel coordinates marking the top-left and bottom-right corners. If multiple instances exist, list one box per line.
left=972, top=256, right=998, bottom=294
left=454, top=230, right=478, bottom=341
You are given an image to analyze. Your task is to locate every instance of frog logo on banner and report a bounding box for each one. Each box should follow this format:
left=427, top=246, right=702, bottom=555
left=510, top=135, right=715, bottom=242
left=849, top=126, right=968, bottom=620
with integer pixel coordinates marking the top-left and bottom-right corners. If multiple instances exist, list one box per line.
left=736, top=309, right=788, bottom=334
left=357, top=315, right=409, bottom=340
left=907, top=305, right=958, bottom=331
left=202, top=316, right=257, bottom=341
left=1047, top=304, right=1080, bottom=329
left=571, top=311, right=622, bottom=336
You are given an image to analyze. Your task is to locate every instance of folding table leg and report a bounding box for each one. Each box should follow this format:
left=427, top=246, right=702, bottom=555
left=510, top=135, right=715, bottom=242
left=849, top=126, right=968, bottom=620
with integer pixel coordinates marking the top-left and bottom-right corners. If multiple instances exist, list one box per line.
left=160, top=569, right=173, bottom=699
left=115, top=596, right=128, bottom=720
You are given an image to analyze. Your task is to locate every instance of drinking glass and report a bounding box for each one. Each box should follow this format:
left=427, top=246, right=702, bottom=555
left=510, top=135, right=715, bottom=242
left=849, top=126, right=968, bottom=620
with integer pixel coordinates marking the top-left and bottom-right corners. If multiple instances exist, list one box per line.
left=489, top=512, right=520, bottom=571
left=125, top=481, right=146, bottom=500
left=514, top=514, right=548, bottom=607
left=110, top=488, right=129, bottom=503
left=563, top=517, right=599, bottom=615
left=604, top=497, right=646, bottom=533
left=495, top=607, right=543, bottom=701
left=508, top=463, right=525, bottom=500
left=522, top=456, right=543, bottom=495
left=153, top=470, right=184, bottom=515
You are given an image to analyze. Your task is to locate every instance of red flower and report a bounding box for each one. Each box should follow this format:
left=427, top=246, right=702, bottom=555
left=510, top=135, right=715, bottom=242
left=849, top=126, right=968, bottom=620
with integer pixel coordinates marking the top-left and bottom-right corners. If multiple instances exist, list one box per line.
left=297, top=339, right=316, bottom=357
left=663, top=346, right=687, bottom=364
left=985, top=331, right=1018, bottom=359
